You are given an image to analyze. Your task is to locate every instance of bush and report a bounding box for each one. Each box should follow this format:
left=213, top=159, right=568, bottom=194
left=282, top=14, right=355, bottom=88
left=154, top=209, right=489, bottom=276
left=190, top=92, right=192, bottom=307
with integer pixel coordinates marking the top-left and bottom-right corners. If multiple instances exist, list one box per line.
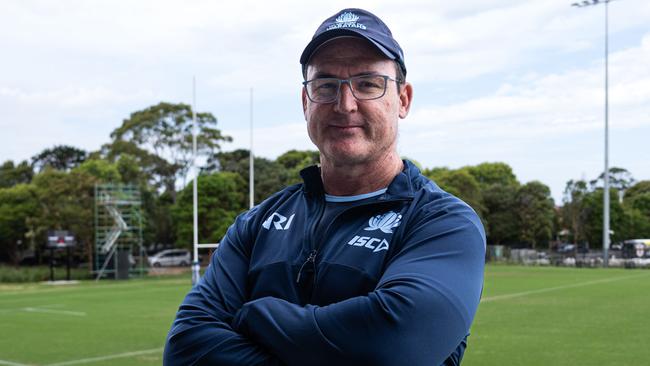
left=0, top=265, right=91, bottom=283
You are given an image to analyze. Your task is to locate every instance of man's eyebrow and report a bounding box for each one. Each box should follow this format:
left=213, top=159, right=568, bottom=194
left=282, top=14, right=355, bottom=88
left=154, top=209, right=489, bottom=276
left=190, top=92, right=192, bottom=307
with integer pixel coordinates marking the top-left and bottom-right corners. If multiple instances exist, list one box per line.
left=311, top=71, right=380, bottom=79
left=312, top=72, right=337, bottom=79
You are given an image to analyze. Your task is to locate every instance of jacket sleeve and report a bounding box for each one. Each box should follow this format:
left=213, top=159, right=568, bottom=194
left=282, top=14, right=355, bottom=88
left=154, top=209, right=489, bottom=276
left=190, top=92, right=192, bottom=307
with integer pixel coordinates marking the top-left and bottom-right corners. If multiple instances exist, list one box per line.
left=163, top=210, right=283, bottom=366
left=232, top=204, right=485, bottom=366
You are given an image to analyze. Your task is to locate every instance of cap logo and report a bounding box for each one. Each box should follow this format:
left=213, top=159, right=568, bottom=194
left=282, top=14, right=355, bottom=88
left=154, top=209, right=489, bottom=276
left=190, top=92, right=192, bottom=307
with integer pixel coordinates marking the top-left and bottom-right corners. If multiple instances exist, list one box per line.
left=327, top=11, right=367, bottom=30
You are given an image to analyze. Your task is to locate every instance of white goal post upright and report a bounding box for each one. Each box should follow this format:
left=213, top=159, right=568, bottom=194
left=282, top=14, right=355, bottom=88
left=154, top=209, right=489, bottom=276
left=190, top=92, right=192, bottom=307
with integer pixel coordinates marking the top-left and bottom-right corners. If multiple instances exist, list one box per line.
left=191, top=80, right=252, bottom=285
left=190, top=78, right=225, bottom=285
left=192, top=76, right=201, bottom=285
left=249, top=87, right=254, bottom=209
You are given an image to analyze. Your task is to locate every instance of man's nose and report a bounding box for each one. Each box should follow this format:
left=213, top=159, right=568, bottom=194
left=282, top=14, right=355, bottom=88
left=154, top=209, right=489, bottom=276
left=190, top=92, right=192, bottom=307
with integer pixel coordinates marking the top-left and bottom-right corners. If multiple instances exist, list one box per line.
left=334, top=81, right=358, bottom=113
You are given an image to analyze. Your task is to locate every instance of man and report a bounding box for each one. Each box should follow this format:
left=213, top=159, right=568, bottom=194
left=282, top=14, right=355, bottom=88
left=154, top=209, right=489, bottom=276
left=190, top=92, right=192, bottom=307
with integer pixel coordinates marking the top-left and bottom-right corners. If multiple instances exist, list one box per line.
left=164, top=8, right=485, bottom=366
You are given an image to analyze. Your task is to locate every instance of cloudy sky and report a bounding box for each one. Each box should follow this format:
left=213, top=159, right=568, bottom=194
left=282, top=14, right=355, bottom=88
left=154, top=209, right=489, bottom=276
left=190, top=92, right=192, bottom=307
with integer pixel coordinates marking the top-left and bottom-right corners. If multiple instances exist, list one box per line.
left=1, top=0, right=648, bottom=203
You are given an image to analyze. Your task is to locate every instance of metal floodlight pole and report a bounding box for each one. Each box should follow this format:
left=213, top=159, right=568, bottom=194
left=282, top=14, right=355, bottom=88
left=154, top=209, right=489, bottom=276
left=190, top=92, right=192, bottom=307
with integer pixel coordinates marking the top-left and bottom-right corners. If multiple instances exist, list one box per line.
left=192, top=76, right=201, bottom=285
left=249, top=87, right=255, bottom=209
left=603, top=0, right=610, bottom=268
left=571, top=0, right=617, bottom=267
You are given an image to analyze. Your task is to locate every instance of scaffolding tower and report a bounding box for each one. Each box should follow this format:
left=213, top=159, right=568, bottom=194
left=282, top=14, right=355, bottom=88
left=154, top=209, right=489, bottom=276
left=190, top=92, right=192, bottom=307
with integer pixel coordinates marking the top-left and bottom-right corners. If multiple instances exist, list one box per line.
left=94, top=183, right=145, bottom=280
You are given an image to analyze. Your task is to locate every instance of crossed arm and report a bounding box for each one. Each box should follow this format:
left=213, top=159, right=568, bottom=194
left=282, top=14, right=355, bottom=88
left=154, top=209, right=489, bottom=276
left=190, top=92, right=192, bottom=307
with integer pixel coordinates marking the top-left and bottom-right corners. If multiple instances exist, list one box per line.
left=163, top=209, right=485, bottom=366
left=163, top=212, right=282, bottom=366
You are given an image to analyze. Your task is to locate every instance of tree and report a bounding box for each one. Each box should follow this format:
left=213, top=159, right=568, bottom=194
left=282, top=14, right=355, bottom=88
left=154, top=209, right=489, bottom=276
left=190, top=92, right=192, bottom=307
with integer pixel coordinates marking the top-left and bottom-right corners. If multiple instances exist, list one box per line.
left=109, top=102, right=231, bottom=195
left=625, top=180, right=650, bottom=200
left=0, top=184, right=38, bottom=264
left=210, top=149, right=251, bottom=175
left=581, top=189, right=626, bottom=248
left=211, top=149, right=290, bottom=204
left=560, top=170, right=648, bottom=247
left=621, top=187, right=650, bottom=240
left=173, top=172, right=247, bottom=247
left=0, top=160, right=33, bottom=188
left=516, top=181, right=555, bottom=249
left=424, top=162, right=527, bottom=245
left=73, top=159, right=121, bottom=182
left=116, top=154, right=143, bottom=184
left=621, top=206, right=650, bottom=240
left=466, top=162, right=518, bottom=188
left=276, top=150, right=320, bottom=170
left=466, top=162, right=520, bottom=246
left=99, top=139, right=179, bottom=192
left=624, top=180, right=650, bottom=220
left=28, top=160, right=126, bottom=268
left=589, top=167, right=635, bottom=193
left=31, top=145, right=87, bottom=172
left=92, top=144, right=178, bottom=249
left=422, top=167, right=452, bottom=180
left=29, top=170, right=93, bottom=267
left=561, top=179, right=589, bottom=244
left=141, top=189, right=176, bottom=249
left=628, top=193, right=650, bottom=219
left=482, top=183, right=519, bottom=245
left=425, top=168, right=486, bottom=221
left=276, top=150, right=320, bottom=185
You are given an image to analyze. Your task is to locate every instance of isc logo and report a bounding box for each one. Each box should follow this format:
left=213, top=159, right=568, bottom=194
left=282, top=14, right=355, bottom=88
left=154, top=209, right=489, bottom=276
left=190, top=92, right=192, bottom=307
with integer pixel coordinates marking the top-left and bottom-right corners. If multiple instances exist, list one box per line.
left=347, top=235, right=389, bottom=253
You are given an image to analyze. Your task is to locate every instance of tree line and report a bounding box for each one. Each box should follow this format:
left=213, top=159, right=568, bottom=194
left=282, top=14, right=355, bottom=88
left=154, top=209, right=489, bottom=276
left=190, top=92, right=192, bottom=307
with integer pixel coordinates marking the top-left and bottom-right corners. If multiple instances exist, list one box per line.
left=425, top=164, right=650, bottom=249
left=1, top=102, right=649, bottom=267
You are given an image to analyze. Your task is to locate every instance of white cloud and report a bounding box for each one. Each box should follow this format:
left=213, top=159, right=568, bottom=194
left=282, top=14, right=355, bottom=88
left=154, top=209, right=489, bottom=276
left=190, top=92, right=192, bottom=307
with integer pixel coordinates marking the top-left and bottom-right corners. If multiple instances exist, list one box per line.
left=224, top=122, right=315, bottom=159
left=406, top=31, right=650, bottom=134
left=0, top=86, right=155, bottom=109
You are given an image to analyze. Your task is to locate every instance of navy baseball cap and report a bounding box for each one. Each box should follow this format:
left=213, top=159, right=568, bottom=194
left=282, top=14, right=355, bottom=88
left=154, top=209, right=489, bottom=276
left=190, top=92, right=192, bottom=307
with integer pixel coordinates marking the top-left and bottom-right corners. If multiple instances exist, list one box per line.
left=300, top=8, right=406, bottom=78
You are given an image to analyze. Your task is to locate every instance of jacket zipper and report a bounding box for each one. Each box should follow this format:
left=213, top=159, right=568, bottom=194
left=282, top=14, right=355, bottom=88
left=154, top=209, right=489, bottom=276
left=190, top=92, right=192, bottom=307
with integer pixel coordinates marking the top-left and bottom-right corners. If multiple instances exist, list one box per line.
left=296, top=195, right=326, bottom=284
left=301, top=197, right=412, bottom=300
left=296, top=249, right=317, bottom=284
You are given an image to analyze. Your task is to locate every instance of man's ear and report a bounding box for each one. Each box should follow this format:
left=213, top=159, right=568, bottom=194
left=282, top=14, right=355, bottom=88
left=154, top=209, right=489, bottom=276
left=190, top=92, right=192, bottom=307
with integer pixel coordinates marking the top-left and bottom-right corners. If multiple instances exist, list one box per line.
left=302, top=87, right=308, bottom=118
left=399, top=82, right=413, bottom=119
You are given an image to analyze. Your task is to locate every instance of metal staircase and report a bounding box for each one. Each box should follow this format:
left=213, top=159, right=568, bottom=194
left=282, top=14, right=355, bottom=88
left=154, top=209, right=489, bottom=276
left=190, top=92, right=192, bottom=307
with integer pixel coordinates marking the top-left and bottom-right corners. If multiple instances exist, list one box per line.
left=94, top=184, right=144, bottom=280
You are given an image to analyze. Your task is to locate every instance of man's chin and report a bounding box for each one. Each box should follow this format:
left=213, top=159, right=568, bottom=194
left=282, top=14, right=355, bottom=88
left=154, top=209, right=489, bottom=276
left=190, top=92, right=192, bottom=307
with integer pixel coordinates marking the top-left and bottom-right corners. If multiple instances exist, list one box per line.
left=322, top=147, right=372, bottom=167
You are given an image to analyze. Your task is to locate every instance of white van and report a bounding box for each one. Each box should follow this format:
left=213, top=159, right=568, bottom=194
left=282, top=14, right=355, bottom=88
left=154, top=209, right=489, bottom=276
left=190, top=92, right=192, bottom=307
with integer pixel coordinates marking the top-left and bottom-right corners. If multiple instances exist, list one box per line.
left=622, top=239, right=650, bottom=259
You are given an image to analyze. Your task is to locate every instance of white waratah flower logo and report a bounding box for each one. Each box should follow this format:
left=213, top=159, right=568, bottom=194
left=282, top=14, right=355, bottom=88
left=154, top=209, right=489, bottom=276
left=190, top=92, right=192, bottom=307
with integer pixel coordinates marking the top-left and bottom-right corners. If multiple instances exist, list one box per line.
left=335, top=12, right=360, bottom=23
left=327, top=12, right=366, bottom=30
left=364, top=211, right=402, bottom=234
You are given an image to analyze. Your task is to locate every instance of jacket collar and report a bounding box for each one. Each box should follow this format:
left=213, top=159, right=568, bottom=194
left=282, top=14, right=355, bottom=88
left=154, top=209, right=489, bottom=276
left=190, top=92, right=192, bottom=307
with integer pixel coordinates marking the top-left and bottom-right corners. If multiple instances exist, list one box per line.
left=300, top=160, right=419, bottom=200
left=300, top=165, right=325, bottom=197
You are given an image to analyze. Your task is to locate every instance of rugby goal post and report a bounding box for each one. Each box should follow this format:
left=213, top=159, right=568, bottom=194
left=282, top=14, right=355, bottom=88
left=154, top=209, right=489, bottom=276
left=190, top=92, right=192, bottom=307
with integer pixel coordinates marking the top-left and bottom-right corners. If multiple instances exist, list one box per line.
left=190, top=81, right=253, bottom=285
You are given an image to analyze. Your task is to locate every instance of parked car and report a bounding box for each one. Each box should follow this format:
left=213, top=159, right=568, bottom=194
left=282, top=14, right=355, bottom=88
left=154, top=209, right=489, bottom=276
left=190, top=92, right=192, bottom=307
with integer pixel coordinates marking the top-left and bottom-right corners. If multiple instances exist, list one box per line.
left=610, top=242, right=623, bottom=251
left=147, top=249, right=191, bottom=267
left=554, top=243, right=589, bottom=254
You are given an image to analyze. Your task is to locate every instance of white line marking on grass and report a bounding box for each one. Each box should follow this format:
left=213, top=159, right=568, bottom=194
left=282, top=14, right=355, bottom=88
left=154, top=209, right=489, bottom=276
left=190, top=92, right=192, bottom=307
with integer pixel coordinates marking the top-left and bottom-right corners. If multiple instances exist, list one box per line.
left=481, top=272, right=650, bottom=303
left=0, top=279, right=190, bottom=298
left=22, top=307, right=86, bottom=317
left=44, top=348, right=163, bottom=366
left=0, top=305, right=67, bottom=316
left=0, top=359, right=32, bottom=366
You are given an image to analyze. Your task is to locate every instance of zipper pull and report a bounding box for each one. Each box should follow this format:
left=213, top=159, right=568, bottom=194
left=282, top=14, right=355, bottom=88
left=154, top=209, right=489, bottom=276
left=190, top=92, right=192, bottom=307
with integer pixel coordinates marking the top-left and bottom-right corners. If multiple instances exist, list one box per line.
left=296, top=250, right=317, bottom=284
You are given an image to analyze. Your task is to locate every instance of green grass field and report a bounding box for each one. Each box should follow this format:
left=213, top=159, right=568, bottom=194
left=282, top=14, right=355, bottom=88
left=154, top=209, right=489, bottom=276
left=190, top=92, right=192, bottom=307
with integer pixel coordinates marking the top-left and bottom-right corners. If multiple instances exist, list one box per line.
left=1, top=265, right=649, bottom=366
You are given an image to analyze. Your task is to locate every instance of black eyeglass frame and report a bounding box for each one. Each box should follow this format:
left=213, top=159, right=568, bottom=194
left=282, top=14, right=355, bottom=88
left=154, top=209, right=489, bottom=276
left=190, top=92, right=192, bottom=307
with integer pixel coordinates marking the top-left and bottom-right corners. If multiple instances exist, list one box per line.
left=302, top=75, right=402, bottom=104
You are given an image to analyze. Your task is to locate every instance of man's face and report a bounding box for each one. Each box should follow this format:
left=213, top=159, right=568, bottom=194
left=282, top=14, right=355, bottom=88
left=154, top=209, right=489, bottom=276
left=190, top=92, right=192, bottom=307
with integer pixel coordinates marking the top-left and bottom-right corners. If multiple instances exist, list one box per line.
left=303, top=37, right=412, bottom=167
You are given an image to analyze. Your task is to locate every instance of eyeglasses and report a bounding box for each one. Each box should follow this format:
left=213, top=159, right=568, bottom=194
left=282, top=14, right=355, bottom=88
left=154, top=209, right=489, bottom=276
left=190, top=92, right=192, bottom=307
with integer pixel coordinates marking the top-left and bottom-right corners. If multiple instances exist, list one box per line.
left=302, top=75, right=400, bottom=104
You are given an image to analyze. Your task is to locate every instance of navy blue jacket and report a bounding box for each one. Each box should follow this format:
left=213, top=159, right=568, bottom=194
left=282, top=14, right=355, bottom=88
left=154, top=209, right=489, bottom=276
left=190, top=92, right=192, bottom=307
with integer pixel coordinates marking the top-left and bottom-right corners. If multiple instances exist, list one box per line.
left=164, top=160, right=485, bottom=365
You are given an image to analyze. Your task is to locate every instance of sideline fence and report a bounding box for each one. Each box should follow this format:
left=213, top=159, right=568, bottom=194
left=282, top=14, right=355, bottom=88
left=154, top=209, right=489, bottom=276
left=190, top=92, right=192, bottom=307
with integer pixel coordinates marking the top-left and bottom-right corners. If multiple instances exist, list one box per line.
left=486, top=245, right=650, bottom=269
